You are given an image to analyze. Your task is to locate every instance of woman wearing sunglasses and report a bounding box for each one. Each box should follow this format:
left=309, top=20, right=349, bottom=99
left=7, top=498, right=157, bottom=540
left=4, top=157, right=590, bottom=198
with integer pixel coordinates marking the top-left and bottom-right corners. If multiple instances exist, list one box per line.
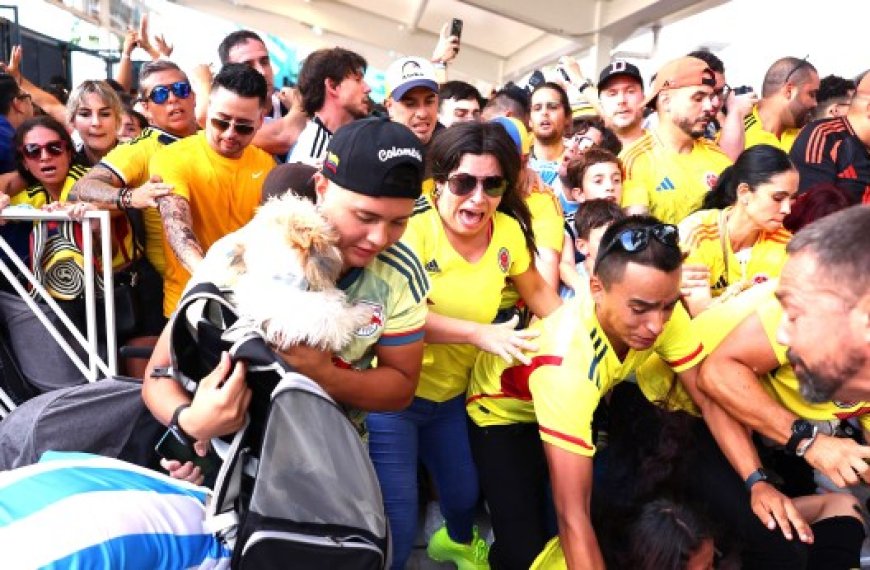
left=366, top=121, right=561, bottom=569
left=8, top=117, right=133, bottom=366
left=66, top=80, right=123, bottom=167
left=678, top=144, right=798, bottom=316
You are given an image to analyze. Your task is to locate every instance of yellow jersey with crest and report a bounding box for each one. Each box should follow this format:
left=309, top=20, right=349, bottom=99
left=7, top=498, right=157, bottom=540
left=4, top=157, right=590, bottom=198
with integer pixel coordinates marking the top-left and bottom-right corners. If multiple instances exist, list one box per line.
left=100, top=127, right=186, bottom=275
left=500, top=176, right=563, bottom=310
left=150, top=132, right=276, bottom=316
left=679, top=207, right=791, bottom=296
left=620, top=131, right=732, bottom=225
left=468, top=295, right=704, bottom=456
left=401, top=195, right=532, bottom=402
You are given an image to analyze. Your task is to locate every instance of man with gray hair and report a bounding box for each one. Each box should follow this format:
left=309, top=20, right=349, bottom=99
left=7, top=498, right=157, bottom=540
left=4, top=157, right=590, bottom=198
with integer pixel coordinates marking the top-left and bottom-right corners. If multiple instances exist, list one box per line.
left=775, top=205, right=870, bottom=403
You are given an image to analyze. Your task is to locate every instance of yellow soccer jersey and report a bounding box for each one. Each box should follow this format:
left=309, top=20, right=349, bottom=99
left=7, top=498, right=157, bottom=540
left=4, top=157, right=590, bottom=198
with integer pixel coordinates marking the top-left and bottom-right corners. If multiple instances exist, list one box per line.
left=756, top=294, right=870, bottom=430
left=744, top=106, right=800, bottom=152
left=402, top=195, right=532, bottom=402
left=100, top=127, right=185, bottom=275
left=499, top=177, right=563, bottom=310
left=636, top=281, right=778, bottom=416
left=620, top=131, right=732, bottom=225
left=468, top=295, right=704, bottom=456
left=680, top=207, right=791, bottom=295
left=150, top=132, right=276, bottom=317
left=12, top=164, right=134, bottom=271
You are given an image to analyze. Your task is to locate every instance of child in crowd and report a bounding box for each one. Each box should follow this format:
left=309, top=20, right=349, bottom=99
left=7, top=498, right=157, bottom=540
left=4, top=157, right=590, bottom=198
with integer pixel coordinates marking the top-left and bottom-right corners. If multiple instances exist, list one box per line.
left=532, top=498, right=716, bottom=570
left=557, top=149, right=625, bottom=296
left=558, top=198, right=626, bottom=298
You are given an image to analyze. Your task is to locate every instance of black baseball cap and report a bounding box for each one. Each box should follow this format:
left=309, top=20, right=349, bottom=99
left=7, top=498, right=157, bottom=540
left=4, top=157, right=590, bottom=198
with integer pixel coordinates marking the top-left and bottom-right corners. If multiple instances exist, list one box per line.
left=322, top=118, right=424, bottom=199
left=598, top=60, right=644, bottom=91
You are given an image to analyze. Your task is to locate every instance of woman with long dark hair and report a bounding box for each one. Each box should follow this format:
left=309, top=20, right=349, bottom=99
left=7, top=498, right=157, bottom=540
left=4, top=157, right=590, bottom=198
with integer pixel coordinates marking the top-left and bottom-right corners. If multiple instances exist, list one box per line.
left=679, top=144, right=797, bottom=316
left=366, top=121, right=561, bottom=569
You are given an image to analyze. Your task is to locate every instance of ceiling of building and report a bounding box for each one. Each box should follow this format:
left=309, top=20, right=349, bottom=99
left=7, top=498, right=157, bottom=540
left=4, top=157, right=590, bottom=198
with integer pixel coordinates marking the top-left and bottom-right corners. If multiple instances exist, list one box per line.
left=173, top=0, right=725, bottom=87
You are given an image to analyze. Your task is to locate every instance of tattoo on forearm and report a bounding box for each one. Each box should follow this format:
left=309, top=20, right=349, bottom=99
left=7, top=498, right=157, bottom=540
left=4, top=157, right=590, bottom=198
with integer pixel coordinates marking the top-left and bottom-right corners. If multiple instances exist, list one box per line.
left=158, top=195, right=204, bottom=273
left=69, top=166, right=122, bottom=207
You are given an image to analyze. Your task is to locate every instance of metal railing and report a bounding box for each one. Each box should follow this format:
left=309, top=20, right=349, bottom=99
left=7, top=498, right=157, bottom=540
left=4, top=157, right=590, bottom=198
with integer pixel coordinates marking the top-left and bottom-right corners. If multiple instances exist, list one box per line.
left=0, top=208, right=118, bottom=400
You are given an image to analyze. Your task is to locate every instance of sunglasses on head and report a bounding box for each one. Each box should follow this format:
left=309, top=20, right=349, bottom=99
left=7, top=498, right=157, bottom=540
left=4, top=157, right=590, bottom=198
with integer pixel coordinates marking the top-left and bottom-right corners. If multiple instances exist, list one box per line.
left=595, top=223, right=680, bottom=266
left=446, top=173, right=507, bottom=197
left=20, top=140, right=67, bottom=160
left=146, top=81, right=192, bottom=104
left=783, top=55, right=810, bottom=85
left=209, top=117, right=256, bottom=136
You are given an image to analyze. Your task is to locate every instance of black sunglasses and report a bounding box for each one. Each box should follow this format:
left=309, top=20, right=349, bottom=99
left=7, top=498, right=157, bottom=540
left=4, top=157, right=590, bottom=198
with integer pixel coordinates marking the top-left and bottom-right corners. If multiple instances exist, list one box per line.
left=146, top=81, right=192, bottom=104
left=595, top=224, right=680, bottom=267
left=446, top=173, right=507, bottom=197
left=783, top=55, right=810, bottom=85
left=210, top=117, right=256, bottom=136
left=20, top=140, right=67, bottom=160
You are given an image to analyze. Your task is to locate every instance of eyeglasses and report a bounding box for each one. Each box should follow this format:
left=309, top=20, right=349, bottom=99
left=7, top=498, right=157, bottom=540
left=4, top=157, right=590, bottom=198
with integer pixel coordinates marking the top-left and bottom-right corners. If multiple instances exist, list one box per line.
left=146, top=81, right=192, bottom=104
left=209, top=117, right=256, bottom=136
left=783, top=55, right=810, bottom=86
left=446, top=173, right=508, bottom=197
left=20, top=140, right=67, bottom=160
left=568, top=133, right=595, bottom=152
left=595, top=223, right=680, bottom=266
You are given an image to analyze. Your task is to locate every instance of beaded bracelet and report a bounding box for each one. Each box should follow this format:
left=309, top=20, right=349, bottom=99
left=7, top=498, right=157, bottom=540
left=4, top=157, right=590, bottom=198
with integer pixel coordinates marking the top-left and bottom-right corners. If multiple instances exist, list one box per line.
left=117, top=187, right=134, bottom=210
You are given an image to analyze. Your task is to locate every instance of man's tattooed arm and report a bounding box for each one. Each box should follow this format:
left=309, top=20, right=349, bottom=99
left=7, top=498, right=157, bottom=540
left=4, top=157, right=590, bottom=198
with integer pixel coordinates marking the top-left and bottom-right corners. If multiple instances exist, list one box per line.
left=68, top=166, right=123, bottom=208
left=158, top=194, right=204, bottom=274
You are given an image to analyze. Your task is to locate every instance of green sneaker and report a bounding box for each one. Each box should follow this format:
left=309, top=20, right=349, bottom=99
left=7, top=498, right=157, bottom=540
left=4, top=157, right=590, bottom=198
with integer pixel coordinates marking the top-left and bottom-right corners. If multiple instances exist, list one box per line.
left=426, top=524, right=490, bottom=570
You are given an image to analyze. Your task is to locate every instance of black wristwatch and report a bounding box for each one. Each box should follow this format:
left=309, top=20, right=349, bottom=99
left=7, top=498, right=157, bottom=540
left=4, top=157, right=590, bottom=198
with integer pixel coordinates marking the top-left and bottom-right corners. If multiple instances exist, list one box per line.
left=745, top=467, right=771, bottom=491
left=169, top=403, right=193, bottom=444
left=785, top=419, right=818, bottom=456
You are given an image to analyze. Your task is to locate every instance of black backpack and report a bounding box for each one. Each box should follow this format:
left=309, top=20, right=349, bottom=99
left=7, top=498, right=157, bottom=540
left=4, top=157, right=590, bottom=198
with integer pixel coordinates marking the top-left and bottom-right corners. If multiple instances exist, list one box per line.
left=169, top=282, right=391, bottom=569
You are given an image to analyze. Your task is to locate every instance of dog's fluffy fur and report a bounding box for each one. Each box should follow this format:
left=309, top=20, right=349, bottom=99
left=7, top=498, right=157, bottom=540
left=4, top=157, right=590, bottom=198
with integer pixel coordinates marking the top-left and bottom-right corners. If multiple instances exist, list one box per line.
left=227, top=194, right=373, bottom=352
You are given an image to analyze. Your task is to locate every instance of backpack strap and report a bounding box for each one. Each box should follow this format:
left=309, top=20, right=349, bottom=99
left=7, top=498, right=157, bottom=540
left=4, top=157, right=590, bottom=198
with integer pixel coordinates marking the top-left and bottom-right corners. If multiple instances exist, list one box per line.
left=203, top=413, right=249, bottom=549
left=167, top=281, right=238, bottom=393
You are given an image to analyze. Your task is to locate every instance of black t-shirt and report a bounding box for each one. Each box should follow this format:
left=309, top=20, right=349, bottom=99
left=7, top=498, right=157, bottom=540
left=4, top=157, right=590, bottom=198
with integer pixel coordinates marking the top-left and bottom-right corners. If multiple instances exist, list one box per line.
left=789, top=116, right=870, bottom=204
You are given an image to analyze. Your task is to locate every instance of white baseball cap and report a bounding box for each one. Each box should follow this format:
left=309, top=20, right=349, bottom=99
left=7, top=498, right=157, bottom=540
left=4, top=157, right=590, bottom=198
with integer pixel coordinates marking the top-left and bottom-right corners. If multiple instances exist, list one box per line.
left=385, top=56, right=439, bottom=100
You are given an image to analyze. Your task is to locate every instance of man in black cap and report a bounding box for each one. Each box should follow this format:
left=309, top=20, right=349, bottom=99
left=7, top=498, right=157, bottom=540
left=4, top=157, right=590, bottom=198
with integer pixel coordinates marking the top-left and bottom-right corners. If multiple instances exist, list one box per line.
left=596, top=60, right=646, bottom=147
left=143, top=117, right=430, bottom=482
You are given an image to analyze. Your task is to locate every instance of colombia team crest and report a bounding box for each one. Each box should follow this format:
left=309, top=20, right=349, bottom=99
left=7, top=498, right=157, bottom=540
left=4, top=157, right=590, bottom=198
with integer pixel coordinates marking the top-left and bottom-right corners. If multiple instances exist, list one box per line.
left=704, top=172, right=719, bottom=189
left=355, top=301, right=385, bottom=337
left=497, top=247, right=510, bottom=273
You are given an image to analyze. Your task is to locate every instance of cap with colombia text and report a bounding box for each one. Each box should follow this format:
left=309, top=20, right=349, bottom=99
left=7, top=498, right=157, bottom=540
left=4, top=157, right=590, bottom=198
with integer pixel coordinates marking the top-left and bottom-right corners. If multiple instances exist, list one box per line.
left=322, top=117, right=424, bottom=199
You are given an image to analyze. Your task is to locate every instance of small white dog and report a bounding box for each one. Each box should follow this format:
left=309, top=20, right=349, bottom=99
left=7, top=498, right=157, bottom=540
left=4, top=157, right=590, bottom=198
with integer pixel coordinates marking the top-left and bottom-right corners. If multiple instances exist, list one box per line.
left=216, top=193, right=374, bottom=352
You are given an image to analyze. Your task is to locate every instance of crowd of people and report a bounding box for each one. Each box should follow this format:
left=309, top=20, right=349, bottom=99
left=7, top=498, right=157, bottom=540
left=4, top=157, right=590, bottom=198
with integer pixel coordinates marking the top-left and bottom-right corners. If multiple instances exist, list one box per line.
left=0, top=12, right=867, bottom=570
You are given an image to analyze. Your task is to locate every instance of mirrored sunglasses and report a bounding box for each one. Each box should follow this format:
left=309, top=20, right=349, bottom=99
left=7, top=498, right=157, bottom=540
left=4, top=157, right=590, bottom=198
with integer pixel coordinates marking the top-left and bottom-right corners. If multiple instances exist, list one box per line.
left=147, top=81, right=192, bottom=104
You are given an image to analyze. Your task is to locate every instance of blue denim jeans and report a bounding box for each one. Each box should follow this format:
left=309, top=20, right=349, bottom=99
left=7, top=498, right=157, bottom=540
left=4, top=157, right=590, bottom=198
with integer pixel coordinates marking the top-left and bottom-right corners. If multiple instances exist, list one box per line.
left=367, top=394, right=480, bottom=569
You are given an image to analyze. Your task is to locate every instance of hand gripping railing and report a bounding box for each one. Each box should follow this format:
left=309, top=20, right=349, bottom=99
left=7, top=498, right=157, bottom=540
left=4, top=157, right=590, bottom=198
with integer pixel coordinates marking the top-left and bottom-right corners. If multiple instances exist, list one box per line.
left=0, top=208, right=118, bottom=395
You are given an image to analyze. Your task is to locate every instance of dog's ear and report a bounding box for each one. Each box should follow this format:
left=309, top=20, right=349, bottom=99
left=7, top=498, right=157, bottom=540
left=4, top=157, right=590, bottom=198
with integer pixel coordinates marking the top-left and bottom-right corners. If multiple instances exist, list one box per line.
left=229, top=243, right=248, bottom=275
left=298, top=223, right=343, bottom=290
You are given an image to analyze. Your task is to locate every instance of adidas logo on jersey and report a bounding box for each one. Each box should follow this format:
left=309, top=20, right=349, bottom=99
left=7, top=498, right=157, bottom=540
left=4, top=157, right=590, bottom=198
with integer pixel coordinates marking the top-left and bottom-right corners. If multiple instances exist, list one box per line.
left=655, top=177, right=676, bottom=192
left=425, top=259, right=441, bottom=273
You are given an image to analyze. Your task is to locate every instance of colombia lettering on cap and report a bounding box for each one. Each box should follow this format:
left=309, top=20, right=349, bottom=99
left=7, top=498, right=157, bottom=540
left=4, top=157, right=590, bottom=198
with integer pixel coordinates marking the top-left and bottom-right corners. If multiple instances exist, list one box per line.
left=322, top=118, right=424, bottom=200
